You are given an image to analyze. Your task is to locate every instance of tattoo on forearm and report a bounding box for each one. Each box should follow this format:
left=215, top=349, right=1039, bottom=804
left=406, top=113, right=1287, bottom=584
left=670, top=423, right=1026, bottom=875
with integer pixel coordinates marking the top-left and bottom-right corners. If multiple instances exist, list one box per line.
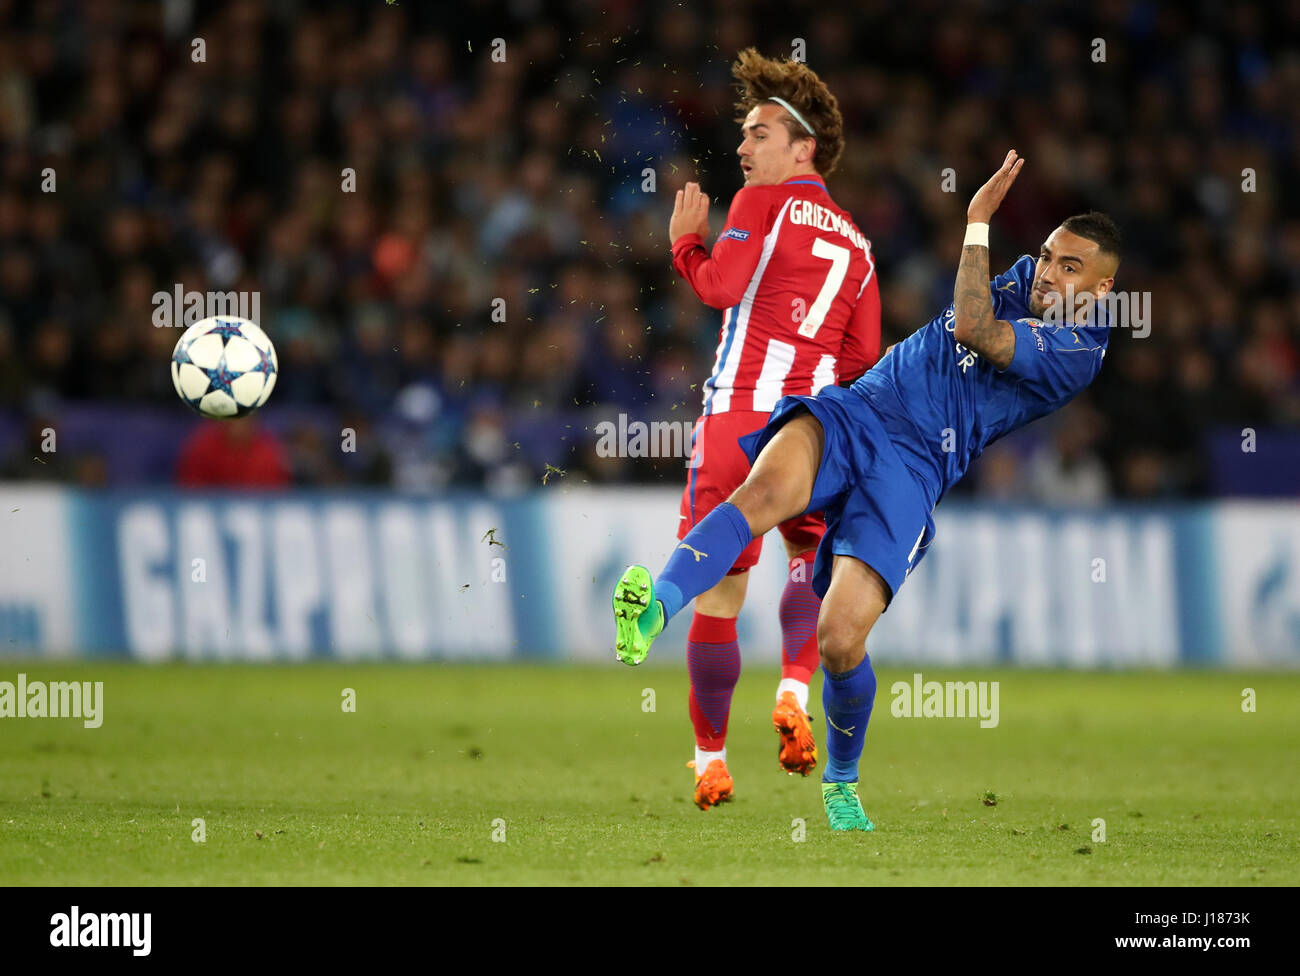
left=954, top=244, right=1015, bottom=369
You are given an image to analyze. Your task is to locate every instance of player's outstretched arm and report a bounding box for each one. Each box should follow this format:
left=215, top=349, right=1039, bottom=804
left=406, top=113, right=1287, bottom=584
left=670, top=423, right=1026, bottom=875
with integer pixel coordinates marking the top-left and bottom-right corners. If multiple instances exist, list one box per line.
left=952, top=150, right=1024, bottom=370
left=670, top=181, right=711, bottom=245
left=669, top=182, right=766, bottom=309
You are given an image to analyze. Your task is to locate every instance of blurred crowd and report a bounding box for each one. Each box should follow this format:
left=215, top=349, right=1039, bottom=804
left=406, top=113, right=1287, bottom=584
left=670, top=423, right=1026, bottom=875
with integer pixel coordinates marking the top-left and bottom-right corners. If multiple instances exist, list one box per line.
left=1, top=0, right=1298, bottom=497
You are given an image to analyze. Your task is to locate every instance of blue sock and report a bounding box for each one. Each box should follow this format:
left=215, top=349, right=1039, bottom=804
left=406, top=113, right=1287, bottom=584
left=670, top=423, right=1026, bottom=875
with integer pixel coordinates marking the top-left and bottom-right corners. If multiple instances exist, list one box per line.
left=821, top=655, right=877, bottom=783
left=655, top=502, right=753, bottom=623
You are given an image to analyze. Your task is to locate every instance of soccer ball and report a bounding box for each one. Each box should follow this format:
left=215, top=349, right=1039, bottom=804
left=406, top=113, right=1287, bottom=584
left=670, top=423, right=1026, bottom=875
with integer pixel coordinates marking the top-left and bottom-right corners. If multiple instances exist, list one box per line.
left=170, top=316, right=278, bottom=418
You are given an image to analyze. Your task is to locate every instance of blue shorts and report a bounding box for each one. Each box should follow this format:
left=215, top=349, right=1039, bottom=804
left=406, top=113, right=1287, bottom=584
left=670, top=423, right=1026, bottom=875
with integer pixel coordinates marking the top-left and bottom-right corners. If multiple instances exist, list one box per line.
left=738, top=385, right=937, bottom=605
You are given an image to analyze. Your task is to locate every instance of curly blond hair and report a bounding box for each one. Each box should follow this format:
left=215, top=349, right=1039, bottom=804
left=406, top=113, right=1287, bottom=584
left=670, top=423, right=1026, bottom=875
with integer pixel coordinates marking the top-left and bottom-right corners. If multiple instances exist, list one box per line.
left=732, top=47, right=845, bottom=176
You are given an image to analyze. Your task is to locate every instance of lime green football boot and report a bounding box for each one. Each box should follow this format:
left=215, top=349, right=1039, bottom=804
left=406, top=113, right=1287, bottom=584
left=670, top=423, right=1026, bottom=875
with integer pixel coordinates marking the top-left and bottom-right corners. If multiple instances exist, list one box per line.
left=612, top=564, right=664, bottom=666
left=822, top=782, right=875, bottom=831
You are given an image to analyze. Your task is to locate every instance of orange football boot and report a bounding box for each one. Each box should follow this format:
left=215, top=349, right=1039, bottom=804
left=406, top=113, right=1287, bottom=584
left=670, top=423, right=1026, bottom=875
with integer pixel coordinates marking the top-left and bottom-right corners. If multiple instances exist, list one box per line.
left=772, top=690, right=817, bottom=776
left=688, top=758, right=735, bottom=810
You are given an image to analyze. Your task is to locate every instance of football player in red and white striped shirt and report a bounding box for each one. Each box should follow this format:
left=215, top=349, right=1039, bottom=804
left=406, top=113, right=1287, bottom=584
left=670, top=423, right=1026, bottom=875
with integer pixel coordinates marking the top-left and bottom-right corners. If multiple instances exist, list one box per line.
left=666, top=48, right=881, bottom=809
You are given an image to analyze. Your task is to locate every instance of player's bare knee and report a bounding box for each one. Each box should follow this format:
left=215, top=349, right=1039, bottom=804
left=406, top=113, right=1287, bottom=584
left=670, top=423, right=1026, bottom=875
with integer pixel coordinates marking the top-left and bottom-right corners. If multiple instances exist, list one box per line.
left=817, top=617, right=867, bottom=673
left=728, top=472, right=787, bottom=534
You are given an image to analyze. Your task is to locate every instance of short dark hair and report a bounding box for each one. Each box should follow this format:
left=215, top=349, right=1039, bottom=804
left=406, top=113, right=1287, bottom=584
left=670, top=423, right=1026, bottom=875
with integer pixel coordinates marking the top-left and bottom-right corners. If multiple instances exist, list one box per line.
left=1061, top=211, right=1122, bottom=265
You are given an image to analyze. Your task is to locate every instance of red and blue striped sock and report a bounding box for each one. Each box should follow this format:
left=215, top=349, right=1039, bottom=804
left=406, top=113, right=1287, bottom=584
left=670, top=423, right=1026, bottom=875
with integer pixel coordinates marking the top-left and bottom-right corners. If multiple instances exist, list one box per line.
left=779, top=551, right=820, bottom=685
left=687, top=612, right=741, bottom=750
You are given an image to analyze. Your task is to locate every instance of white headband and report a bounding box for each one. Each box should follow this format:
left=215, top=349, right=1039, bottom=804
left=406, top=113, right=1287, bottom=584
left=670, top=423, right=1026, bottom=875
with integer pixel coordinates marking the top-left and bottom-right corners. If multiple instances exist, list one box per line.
left=767, top=96, right=815, bottom=137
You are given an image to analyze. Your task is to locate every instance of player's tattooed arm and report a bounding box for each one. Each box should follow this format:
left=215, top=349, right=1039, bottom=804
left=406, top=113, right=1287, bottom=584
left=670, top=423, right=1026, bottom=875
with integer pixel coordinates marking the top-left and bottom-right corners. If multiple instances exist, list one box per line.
left=953, top=149, right=1026, bottom=370
left=952, top=244, right=1015, bottom=370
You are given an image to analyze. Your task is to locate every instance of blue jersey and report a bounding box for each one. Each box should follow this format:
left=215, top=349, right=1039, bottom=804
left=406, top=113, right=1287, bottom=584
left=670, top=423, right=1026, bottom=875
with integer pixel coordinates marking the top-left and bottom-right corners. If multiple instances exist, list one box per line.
left=852, top=255, right=1109, bottom=498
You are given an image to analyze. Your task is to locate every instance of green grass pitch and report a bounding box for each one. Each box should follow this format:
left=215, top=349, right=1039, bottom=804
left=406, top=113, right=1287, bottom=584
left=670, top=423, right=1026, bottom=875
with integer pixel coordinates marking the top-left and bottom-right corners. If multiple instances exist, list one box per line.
left=1, top=663, right=1296, bottom=885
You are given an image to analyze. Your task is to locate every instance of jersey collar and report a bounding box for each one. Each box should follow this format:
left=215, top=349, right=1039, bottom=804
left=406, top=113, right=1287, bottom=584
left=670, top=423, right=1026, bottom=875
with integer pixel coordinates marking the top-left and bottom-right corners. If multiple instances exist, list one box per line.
left=782, top=174, right=825, bottom=188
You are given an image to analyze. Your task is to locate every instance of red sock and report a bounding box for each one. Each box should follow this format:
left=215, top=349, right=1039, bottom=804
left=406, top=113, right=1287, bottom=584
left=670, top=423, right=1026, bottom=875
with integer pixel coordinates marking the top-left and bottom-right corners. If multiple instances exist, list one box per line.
left=779, top=552, right=820, bottom=684
left=686, top=612, right=740, bottom=750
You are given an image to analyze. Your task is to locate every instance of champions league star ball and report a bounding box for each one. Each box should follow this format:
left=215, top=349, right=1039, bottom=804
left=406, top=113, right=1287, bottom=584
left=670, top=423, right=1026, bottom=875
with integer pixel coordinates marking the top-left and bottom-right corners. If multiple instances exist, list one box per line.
left=170, top=316, right=278, bottom=418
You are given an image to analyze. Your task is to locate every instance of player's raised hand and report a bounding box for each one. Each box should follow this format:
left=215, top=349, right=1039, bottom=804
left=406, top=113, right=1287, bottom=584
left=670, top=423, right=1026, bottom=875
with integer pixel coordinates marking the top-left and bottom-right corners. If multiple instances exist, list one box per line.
left=967, top=150, right=1024, bottom=223
left=670, top=181, right=711, bottom=245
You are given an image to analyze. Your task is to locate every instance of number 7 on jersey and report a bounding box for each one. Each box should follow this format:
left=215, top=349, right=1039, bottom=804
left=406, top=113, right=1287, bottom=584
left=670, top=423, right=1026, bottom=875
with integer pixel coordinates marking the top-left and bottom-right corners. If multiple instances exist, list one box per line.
left=798, top=237, right=851, bottom=338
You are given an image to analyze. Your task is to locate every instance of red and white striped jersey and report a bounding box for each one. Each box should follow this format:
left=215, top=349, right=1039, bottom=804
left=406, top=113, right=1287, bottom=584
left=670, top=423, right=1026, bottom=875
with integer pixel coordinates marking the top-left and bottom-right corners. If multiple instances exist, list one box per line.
left=671, top=174, right=880, bottom=415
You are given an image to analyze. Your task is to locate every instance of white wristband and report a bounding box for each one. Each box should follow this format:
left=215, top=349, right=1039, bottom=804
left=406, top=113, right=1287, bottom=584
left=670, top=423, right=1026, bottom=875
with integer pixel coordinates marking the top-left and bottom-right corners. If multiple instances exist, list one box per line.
left=964, top=222, right=990, bottom=247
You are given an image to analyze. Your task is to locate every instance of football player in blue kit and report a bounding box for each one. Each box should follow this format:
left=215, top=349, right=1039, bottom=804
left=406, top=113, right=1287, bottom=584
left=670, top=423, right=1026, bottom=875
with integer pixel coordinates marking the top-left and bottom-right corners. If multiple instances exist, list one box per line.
left=612, top=150, right=1123, bottom=830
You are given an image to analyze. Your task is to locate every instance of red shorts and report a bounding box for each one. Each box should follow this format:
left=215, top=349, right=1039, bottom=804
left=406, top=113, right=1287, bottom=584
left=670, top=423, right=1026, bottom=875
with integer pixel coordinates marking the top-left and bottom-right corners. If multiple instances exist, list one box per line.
left=678, top=410, right=826, bottom=574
